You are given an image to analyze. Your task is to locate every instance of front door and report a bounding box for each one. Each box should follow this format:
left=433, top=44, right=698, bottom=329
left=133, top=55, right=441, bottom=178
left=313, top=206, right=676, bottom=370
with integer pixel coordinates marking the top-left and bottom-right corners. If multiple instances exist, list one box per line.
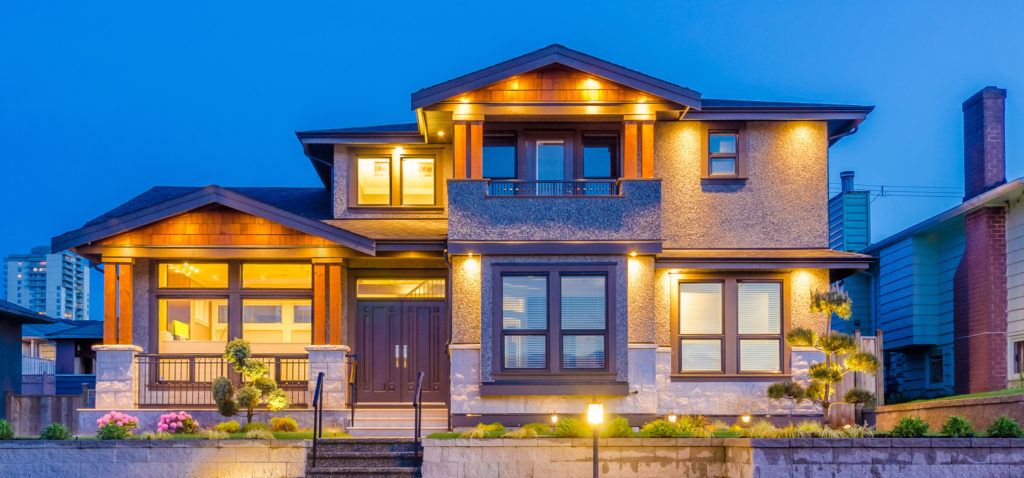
left=355, top=300, right=447, bottom=403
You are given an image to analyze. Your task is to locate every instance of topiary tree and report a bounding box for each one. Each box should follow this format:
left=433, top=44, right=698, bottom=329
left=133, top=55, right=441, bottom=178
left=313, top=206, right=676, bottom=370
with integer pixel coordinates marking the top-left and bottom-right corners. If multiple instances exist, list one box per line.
left=212, top=339, right=290, bottom=424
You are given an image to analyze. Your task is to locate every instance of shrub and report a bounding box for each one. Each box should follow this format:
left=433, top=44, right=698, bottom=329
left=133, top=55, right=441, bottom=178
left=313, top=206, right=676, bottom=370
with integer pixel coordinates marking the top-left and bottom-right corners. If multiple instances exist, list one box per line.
left=554, top=417, right=591, bottom=438
left=639, top=420, right=678, bottom=438
left=270, top=416, right=298, bottom=432
left=0, top=419, right=13, bottom=440
left=40, top=423, right=71, bottom=440
left=941, top=416, right=974, bottom=438
left=986, top=416, right=1024, bottom=438
left=215, top=420, right=240, bottom=433
left=740, top=420, right=776, bottom=438
left=842, top=425, right=875, bottom=438
left=241, top=422, right=268, bottom=433
left=245, top=428, right=274, bottom=439
left=139, top=431, right=172, bottom=440
left=96, top=411, right=139, bottom=439
left=157, top=411, right=200, bottom=434
left=676, top=415, right=710, bottom=432
left=213, top=339, right=291, bottom=424
left=459, top=422, right=505, bottom=439
left=521, top=422, right=551, bottom=435
left=711, top=420, right=730, bottom=431
left=201, top=429, right=230, bottom=440
left=890, top=416, right=929, bottom=438
left=682, top=426, right=714, bottom=438
left=601, top=417, right=634, bottom=438
left=502, top=427, right=538, bottom=438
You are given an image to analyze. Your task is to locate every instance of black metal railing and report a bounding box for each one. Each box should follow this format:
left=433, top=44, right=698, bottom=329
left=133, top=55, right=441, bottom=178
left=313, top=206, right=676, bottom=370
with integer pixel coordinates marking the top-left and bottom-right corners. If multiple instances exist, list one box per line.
left=413, top=370, right=424, bottom=446
left=346, top=355, right=358, bottom=427
left=135, top=354, right=309, bottom=408
left=487, top=179, right=620, bottom=197
left=311, top=371, right=325, bottom=469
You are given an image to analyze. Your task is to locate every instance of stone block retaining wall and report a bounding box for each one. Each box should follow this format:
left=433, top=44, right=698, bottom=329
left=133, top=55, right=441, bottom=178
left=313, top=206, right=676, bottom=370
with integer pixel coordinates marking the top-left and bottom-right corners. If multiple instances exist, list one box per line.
left=422, top=437, right=1024, bottom=478
left=875, top=393, right=1024, bottom=431
left=0, top=439, right=308, bottom=478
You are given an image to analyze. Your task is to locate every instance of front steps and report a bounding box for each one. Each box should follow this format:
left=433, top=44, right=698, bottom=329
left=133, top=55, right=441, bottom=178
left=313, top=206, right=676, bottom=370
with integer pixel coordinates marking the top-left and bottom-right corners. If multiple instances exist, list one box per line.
left=305, top=438, right=421, bottom=478
left=345, top=405, right=449, bottom=438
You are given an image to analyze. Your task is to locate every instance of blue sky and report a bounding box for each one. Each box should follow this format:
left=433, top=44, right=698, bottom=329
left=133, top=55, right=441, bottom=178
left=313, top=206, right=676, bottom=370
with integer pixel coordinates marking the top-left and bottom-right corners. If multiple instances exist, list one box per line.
left=1, top=1, right=1021, bottom=320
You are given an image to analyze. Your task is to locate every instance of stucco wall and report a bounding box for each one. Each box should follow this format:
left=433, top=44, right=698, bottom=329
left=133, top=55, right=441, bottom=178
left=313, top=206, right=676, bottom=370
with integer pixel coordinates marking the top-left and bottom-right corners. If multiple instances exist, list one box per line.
left=627, top=256, right=656, bottom=343
left=451, top=255, right=482, bottom=344
left=656, top=120, right=829, bottom=249
left=447, top=179, right=661, bottom=241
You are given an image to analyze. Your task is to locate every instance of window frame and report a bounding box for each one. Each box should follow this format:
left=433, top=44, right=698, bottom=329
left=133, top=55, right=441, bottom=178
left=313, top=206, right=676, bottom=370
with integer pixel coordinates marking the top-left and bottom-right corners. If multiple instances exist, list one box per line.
left=671, top=272, right=789, bottom=380
left=928, top=353, right=944, bottom=386
left=482, top=132, right=518, bottom=179
left=355, top=156, right=393, bottom=206
left=347, top=147, right=445, bottom=210
left=151, top=260, right=314, bottom=353
left=676, top=280, right=726, bottom=374
left=491, top=263, right=617, bottom=380
left=701, top=122, right=747, bottom=180
left=482, top=122, right=623, bottom=181
left=399, top=156, right=438, bottom=206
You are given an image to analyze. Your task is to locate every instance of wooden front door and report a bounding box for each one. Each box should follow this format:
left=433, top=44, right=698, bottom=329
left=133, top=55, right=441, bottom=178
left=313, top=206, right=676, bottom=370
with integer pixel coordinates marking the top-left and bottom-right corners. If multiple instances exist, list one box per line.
left=355, top=300, right=448, bottom=403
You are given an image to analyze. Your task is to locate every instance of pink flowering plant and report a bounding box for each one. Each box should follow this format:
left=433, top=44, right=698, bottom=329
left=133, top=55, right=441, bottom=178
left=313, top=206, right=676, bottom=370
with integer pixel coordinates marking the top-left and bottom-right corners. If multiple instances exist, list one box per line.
left=96, top=411, right=139, bottom=439
left=157, top=411, right=200, bottom=434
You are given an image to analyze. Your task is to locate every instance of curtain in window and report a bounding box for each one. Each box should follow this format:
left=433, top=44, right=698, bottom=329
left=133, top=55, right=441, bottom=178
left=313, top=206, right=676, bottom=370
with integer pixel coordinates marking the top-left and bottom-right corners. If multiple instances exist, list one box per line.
left=679, top=283, right=722, bottom=334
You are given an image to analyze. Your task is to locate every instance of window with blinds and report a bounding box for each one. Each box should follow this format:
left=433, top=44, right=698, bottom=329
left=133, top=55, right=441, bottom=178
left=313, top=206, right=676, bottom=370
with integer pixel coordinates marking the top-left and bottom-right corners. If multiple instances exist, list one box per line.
left=561, top=275, right=607, bottom=369
left=738, top=282, right=781, bottom=334
left=679, top=282, right=722, bottom=334
left=502, top=275, right=548, bottom=369
left=680, top=339, right=722, bottom=372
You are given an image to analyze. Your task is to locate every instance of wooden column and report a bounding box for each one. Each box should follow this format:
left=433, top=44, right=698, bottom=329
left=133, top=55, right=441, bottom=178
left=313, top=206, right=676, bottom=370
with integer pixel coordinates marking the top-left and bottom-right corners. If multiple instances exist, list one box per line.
left=328, top=264, right=343, bottom=345
left=640, top=120, right=655, bottom=178
left=469, top=120, right=483, bottom=179
left=312, top=264, right=327, bottom=345
left=623, top=120, right=638, bottom=178
left=453, top=121, right=467, bottom=179
left=103, top=259, right=133, bottom=345
left=313, top=260, right=345, bottom=346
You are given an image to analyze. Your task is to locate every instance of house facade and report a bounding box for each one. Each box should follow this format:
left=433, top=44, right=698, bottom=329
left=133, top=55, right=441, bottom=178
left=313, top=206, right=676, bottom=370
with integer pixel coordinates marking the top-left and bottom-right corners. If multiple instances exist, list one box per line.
left=831, top=87, right=1019, bottom=402
left=53, top=45, right=873, bottom=433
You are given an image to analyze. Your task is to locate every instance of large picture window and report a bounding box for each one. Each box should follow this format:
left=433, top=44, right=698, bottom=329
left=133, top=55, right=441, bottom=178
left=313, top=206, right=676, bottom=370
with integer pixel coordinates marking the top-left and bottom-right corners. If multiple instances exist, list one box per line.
left=494, top=264, right=614, bottom=375
left=155, top=261, right=312, bottom=354
left=674, top=275, right=786, bottom=376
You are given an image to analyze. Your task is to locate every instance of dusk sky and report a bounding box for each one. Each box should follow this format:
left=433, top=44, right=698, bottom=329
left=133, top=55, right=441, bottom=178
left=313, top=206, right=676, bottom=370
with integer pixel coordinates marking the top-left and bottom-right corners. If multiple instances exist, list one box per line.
left=1, top=1, right=1021, bottom=320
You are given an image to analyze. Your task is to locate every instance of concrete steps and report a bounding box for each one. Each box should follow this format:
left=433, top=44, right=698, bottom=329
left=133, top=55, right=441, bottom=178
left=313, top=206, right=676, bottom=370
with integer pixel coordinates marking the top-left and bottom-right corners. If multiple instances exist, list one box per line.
left=306, top=438, right=421, bottom=478
left=345, top=406, right=449, bottom=438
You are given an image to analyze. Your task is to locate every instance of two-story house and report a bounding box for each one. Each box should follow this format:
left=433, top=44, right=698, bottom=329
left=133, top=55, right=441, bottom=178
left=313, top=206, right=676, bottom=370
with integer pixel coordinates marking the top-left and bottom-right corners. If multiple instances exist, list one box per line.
left=54, top=45, right=873, bottom=434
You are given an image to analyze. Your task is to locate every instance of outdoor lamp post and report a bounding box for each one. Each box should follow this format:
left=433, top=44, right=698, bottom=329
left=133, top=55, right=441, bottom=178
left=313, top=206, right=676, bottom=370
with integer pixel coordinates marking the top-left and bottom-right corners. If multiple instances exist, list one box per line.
left=587, top=399, right=604, bottom=478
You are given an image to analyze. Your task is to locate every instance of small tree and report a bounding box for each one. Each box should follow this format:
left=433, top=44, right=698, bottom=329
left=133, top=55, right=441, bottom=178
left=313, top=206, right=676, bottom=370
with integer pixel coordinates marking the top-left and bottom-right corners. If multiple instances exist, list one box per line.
left=212, top=339, right=290, bottom=424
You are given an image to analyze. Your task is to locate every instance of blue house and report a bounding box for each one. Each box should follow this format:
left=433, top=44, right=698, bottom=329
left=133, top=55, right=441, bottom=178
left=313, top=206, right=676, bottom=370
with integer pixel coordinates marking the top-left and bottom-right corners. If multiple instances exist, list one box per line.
left=832, top=87, right=1020, bottom=402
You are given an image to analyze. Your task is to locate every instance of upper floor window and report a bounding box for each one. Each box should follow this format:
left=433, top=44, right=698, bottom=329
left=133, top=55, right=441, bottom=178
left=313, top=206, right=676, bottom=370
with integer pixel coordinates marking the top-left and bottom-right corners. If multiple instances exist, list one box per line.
left=481, top=124, right=620, bottom=182
left=582, top=133, right=618, bottom=178
left=355, top=153, right=439, bottom=207
left=357, top=157, right=391, bottom=205
left=483, top=133, right=516, bottom=179
left=703, top=122, right=746, bottom=179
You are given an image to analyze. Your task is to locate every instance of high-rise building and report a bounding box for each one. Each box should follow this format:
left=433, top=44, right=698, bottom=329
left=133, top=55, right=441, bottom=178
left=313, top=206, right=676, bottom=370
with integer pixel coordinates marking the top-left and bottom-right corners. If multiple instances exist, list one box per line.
left=3, top=246, right=90, bottom=320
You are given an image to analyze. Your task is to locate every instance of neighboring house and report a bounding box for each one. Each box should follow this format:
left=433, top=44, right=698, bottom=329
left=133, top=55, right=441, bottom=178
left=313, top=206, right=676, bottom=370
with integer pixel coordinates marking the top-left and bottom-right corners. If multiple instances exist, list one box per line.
left=0, top=299, right=55, bottom=417
left=53, top=45, right=873, bottom=433
left=3, top=245, right=90, bottom=321
left=831, top=87, right=1016, bottom=402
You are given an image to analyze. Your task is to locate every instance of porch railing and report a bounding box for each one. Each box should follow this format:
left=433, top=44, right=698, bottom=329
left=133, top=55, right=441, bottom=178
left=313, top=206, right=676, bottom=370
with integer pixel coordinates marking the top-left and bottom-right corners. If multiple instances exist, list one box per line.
left=22, top=356, right=56, bottom=375
left=486, top=179, right=620, bottom=197
left=135, top=354, right=309, bottom=408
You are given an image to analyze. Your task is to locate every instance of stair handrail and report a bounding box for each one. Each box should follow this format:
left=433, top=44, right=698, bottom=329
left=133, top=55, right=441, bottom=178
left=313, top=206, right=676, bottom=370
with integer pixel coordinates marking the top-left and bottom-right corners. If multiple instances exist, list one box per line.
left=347, top=355, right=358, bottom=427
left=311, top=371, right=325, bottom=469
left=413, top=370, right=425, bottom=446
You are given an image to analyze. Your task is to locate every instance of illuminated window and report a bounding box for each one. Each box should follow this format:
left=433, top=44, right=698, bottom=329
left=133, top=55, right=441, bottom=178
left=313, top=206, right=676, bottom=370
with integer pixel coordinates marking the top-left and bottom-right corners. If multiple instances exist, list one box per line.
left=401, top=157, right=435, bottom=205
left=158, top=263, right=228, bottom=288
left=355, top=278, right=445, bottom=298
left=242, top=263, right=312, bottom=289
left=242, top=298, right=312, bottom=353
left=158, top=298, right=229, bottom=354
left=357, top=157, right=391, bottom=205
left=708, top=133, right=738, bottom=175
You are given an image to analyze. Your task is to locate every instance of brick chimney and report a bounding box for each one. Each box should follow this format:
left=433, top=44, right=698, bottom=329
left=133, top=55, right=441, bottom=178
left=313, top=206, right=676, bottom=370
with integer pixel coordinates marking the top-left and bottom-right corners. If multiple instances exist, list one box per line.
left=953, top=86, right=1009, bottom=394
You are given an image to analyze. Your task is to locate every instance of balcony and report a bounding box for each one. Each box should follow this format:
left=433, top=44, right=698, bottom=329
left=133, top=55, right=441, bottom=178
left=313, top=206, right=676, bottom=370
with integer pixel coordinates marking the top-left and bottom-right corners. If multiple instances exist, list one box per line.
left=448, top=178, right=662, bottom=250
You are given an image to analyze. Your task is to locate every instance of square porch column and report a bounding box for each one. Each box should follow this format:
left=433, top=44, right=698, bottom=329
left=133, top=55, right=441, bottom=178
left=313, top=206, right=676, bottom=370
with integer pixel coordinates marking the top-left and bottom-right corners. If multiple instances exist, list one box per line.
left=306, top=345, right=349, bottom=409
left=92, top=344, right=142, bottom=410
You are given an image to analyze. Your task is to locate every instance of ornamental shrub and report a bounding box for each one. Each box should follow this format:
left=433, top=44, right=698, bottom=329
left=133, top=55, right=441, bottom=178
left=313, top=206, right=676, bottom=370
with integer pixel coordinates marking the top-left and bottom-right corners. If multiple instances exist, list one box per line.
left=554, top=417, right=591, bottom=438
left=0, top=419, right=13, bottom=440
left=890, top=416, right=929, bottom=438
left=639, top=419, right=678, bottom=438
left=96, top=411, right=139, bottom=439
left=941, top=415, right=974, bottom=438
left=241, top=422, right=268, bottom=433
left=502, top=427, right=539, bottom=438
left=459, top=422, right=505, bottom=438
left=521, top=422, right=551, bottom=435
left=40, top=423, right=71, bottom=440
left=213, top=339, right=291, bottom=424
left=986, top=416, right=1024, bottom=438
left=600, top=417, right=634, bottom=438
left=245, top=428, right=274, bottom=439
left=157, top=411, right=200, bottom=434
left=270, top=416, right=298, bottom=432
left=215, top=420, right=240, bottom=433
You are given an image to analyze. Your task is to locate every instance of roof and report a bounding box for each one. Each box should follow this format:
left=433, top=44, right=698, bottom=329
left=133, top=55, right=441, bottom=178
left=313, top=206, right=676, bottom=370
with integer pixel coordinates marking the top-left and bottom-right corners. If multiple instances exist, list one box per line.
left=23, top=320, right=76, bottom=339
left=297, top=122, right=420, bottom=135
left=0, top=300, right=55, bottom=325
left=53, top=185, right=375, bottom=255
left=862, top=179, right=1024, bottom=254
left=659, top=248, right=873, bottom=262
left=410, top=44, right=703, bottom=110
left=700, top=99, right=874, bottom=110
left=323, top=219, right=448, bottom=241
left=44, top=321, right=104, bottom=340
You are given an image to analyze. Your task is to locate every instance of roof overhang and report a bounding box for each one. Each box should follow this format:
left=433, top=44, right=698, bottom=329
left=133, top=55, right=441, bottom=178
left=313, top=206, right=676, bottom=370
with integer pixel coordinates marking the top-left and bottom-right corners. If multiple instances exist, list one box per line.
left=52, top=185, right=377, bottom=257
left=447, top=240, right=662, bottom=256
left=684, top=104, right=874, bottom=146
left=656, top=248, right=874, bottom=281
left=0, top=301, right=56, bottom=324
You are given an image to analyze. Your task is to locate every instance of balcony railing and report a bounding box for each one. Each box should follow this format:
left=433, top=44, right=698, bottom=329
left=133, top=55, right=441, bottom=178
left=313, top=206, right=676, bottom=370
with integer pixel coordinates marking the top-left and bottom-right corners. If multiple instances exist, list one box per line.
left=22, top=356, right=55, bottom=375
left=135, top=354, right=309, bottom=408
left=486, top=179, right=620, bottom=197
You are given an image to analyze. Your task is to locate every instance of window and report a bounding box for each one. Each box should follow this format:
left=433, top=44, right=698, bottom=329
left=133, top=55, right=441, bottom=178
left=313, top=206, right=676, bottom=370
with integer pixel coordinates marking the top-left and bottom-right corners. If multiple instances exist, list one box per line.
left=495, top=264, right=614, bottom=375
left=673, top=276, right=785, bottom=375
left=357, top=157, right=391, bottom=205
left=581, top=134, right=617, bottom=178
left=401, top=157, right=435, bottom=205
left=355, top=278, right=446, bottom=299
left=1015, top=341, right=1024, bottom=375
left=536, top=140, right=566, bottom=180
left=929, top=354, right=944, bottom=384
left=158, top=263, right=228, bottom=288
left=483, top=133, right=516, bottom=179
left=158, top=298, right=229, bottom=354
left=242, top=263, right=312, bottom=289
left=242, top=298, right=311, bottom=351
left=703, top=123, right=745, bottom=179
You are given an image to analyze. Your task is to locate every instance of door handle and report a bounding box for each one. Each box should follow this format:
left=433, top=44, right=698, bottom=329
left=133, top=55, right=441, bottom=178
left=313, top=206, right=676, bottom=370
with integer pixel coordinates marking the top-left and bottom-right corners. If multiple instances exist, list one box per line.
left=403, top=345, right=408, bottom=368
left=395, top=345, right=400, bottom=367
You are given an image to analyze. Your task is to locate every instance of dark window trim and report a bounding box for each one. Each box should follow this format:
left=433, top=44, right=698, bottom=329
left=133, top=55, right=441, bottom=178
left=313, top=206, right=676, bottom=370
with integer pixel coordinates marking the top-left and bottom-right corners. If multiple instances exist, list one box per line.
left=482, top=132, right=518, bottom=180
left=671, top=272, right=790, bottom=377
left=482, top=122, right=623, bottom=180
left=701, top=121, right=747, bottom=180
left=675, top=280, right=726, bottom=374
left=491, top=263, right=617, bottom=381
left=927, top=353, right=944, bottom=386
left=1015, top=341, right=1024, bottom=375
left=150, top=260, right=313, bottom=352
left=347, top=147, right=445, bottom=208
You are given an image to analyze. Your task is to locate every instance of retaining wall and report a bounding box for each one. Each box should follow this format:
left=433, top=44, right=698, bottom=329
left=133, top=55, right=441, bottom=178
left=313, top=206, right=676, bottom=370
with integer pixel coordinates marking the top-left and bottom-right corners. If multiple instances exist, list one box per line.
left=875, top=393, right=1024, bottom=431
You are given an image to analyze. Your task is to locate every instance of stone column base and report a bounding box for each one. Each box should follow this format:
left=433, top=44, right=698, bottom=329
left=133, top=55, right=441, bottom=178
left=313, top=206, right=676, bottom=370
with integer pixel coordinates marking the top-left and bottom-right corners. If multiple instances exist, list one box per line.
left=306, top=345, right=349, bottom=410
left=93, top=344, right=143, bottom=410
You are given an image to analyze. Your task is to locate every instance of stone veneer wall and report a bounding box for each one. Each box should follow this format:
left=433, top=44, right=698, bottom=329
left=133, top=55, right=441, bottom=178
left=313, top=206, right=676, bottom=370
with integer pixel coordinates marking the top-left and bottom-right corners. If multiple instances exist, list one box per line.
left=0, top=440, right=308, bottom=478
left=875, top=393, right=1024, bottom=432
left=422, top=437, right=1024, bottom=478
